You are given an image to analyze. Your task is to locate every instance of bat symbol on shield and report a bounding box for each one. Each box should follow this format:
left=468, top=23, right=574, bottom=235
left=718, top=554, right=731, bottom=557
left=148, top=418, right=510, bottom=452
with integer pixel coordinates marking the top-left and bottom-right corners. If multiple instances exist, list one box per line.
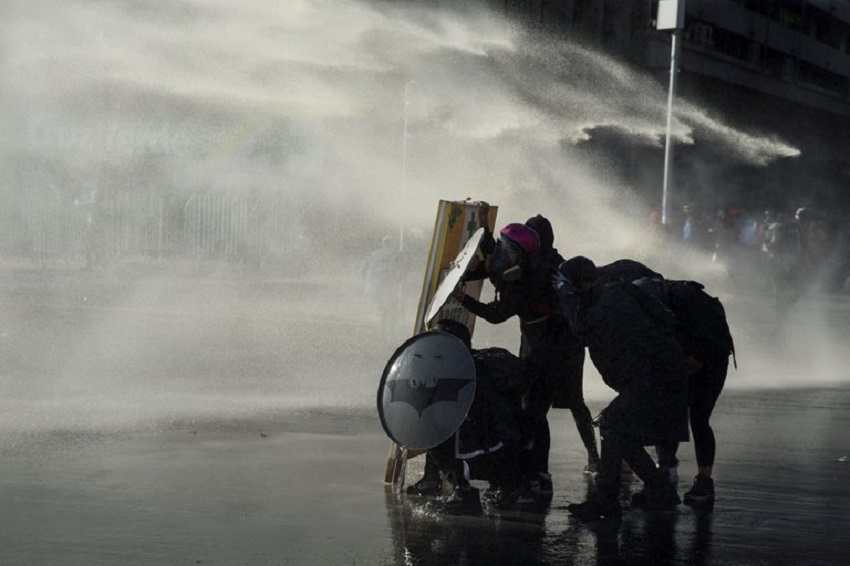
left=386, top=378, right=471, bottom=418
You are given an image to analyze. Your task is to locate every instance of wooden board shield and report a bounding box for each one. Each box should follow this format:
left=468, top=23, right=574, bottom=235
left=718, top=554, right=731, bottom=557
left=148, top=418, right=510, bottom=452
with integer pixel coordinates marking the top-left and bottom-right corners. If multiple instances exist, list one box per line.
left=384, top=199, right=497, bottom=486
left=412, top=200, right=496, bottom=335
left=422, top=227, right=486, bottom=326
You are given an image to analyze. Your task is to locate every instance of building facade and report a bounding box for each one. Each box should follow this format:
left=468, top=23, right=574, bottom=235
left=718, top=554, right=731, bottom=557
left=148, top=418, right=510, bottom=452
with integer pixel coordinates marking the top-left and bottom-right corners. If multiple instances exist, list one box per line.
left=411, top=0, right=850, bottom=215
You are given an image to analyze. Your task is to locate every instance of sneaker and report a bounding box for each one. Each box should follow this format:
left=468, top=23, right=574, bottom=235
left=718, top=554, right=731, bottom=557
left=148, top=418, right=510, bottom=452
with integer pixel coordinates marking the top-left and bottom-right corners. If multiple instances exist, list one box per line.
left=683, top=475, right=715, bottom=505
left=405, top=476, right=442, bottom=497
left=438, top=485, right=483, bottom=516
left=568, top=499, right=622, bottom=521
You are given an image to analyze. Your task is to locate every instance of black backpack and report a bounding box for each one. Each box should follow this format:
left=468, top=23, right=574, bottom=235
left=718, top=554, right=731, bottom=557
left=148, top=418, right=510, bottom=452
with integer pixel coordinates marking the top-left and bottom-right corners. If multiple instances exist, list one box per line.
left=666, top=280, right=735, bottom=366
left=473, top=347, right=531, bottom=394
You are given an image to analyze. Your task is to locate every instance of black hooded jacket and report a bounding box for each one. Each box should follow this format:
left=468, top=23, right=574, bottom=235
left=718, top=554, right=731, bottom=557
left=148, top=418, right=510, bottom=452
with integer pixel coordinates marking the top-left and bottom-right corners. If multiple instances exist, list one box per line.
left=571, top=281, right=689, bottom=445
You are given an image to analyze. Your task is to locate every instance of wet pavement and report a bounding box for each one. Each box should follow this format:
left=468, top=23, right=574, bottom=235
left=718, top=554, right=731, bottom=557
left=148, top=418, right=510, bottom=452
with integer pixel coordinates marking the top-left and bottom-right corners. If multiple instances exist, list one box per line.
left=1, top=388, right=848, bottom=565
left=0, top=263, right=849, bottom=565
left=385, top=387, right=850, bottom=566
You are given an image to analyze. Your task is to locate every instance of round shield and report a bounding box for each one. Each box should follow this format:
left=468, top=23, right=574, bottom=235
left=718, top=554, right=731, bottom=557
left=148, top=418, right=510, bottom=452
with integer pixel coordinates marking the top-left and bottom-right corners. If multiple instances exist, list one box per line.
left=377, top=331, right=476, bottom=450
left=423, top=227, right=486, bottom=325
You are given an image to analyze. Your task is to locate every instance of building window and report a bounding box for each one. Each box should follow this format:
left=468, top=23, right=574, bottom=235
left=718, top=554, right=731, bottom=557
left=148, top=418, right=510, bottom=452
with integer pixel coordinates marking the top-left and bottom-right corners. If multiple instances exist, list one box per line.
left=744, top=0, right=802, bottom=31
left=711, top=25, right=749, bottom=61
left=690, top=22, right=715, bottom=49
left=804, top=3, right=850, bottom=52
left=776, top=1, right=803, bottom=31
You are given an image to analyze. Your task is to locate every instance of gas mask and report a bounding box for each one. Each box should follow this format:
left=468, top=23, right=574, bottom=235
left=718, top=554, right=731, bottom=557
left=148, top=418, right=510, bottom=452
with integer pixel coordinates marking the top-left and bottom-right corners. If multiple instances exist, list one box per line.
left=485, top=237, right=523, bottom=283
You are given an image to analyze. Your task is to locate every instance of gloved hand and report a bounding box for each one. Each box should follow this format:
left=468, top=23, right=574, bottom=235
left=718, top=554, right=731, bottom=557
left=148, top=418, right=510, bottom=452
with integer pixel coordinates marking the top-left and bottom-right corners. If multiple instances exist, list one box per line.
left=552, top=270, right=573, bottom=293
left=476, top=203, right=490, bottom=229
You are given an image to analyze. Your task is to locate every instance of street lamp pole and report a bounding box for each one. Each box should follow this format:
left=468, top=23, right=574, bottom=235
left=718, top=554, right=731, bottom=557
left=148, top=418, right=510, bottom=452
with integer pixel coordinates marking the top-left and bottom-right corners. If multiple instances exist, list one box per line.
left=400, top=79, right=416, bottom=253
left=657, top=0, right=685, bottom=227
left=661, top=28, right=681, bottom=227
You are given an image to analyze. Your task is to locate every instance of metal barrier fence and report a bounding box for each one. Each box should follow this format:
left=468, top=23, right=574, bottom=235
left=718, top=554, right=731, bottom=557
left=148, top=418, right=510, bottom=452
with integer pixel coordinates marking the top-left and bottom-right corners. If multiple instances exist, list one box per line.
left=0, top=187, right=300, bottom=265
left=182, top=192, right=299, bottom=262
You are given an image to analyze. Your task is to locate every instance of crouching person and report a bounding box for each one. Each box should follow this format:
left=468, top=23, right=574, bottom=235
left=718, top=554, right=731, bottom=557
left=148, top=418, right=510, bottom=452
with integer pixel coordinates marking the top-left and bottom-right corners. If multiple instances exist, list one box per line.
left=554, top=257, right=689, bottom=521
left=632, top=276, right=735, bottom=505
left=401, top=319, right=531, bottom=515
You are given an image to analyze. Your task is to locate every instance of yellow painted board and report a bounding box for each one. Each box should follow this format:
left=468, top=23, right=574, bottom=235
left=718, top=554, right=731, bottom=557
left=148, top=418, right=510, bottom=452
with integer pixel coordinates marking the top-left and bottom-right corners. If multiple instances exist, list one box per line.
left=385, top=199, right=496, bottom=486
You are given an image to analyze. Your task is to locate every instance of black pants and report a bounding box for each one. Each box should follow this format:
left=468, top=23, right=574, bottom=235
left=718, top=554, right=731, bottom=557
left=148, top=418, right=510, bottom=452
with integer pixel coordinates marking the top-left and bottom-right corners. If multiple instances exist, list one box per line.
left=426, top=436, right=467, bottom=487
left=426, top=434, right=524, bottom=492
left=522, top=335, right=597, bottom=473
left=595, top=430, right=660, bottom=504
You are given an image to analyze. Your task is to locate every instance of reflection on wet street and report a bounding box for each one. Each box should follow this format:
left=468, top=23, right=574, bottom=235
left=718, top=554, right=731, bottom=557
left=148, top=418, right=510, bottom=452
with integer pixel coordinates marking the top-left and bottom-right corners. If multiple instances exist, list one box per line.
left=383, top=480, right=717, bottom=566
left=1, top=266, right=848, bottom=564
left=385, top=388, right=850, bottom=566
left=6, top=389, right=845, bottom=566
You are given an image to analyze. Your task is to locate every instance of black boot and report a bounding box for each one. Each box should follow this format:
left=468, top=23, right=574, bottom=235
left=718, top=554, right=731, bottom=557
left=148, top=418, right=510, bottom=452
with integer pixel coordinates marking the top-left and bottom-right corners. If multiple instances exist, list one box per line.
left=632, top=472, right=681, bottom=510
left=405, top=455, right=442, bottom=496
left=438, top=485, right=483, bottom=516
left=405, top=475, right=442, bottom=497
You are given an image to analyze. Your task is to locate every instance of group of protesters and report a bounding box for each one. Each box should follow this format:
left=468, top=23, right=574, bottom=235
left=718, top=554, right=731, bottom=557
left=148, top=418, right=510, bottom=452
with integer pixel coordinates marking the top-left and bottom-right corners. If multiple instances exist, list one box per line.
left=404, top=210, right=735, bottom=523
left=677, top=204, right=850, bottom=307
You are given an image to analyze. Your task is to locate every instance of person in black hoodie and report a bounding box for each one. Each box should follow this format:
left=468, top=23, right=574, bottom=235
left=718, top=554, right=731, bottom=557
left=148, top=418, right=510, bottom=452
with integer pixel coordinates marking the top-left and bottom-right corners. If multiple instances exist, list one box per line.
left=555, top=256, right=688, bottom=521
left=522, top=215, right=600, bottom=482
left=453, top=216, right=600, bottom=503
left=404, top=319, right=530, bottom=515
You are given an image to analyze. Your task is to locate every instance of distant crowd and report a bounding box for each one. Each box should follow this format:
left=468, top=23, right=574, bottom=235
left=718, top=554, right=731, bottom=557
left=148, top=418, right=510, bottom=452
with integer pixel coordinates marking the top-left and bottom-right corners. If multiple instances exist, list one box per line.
left=670, top=204, right=850, bottom=299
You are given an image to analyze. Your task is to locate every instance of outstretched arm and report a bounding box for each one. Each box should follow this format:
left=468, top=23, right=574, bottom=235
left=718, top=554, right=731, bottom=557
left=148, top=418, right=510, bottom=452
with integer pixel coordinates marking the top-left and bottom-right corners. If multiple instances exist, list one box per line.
left=451, top=287, right=515, bottom=324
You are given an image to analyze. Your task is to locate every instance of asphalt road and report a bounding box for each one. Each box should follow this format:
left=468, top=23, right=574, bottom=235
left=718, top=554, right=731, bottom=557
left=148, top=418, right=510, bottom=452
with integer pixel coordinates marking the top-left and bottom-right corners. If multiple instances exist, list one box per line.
left=0, top=261, right=848, bottom=565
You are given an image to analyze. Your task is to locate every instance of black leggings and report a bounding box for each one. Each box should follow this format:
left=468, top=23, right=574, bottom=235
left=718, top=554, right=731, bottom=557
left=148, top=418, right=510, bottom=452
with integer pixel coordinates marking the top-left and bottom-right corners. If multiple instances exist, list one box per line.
left=657, top=355, right=729, bottom=469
